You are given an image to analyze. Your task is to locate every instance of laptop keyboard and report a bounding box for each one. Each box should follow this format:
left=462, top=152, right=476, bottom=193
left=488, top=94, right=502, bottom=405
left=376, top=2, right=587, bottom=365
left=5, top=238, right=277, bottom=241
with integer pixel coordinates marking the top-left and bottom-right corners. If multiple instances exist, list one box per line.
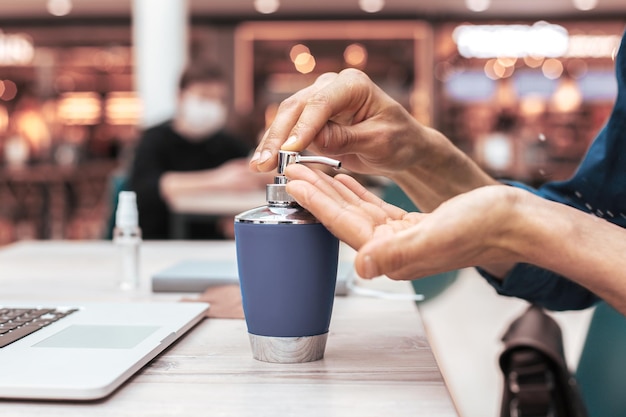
left=0, top=307, right=78, bottom=348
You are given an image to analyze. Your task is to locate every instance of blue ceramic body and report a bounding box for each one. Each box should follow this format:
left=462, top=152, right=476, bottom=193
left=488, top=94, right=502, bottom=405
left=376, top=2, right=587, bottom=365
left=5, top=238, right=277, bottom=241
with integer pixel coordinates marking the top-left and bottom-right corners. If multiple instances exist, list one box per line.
left=234, top=222, right=339, bottom=338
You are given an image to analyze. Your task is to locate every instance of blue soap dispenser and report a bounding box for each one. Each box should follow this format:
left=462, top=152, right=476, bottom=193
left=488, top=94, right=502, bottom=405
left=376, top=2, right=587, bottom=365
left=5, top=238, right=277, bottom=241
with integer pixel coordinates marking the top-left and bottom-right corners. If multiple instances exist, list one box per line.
left=234, top=151, right=342, bottom=363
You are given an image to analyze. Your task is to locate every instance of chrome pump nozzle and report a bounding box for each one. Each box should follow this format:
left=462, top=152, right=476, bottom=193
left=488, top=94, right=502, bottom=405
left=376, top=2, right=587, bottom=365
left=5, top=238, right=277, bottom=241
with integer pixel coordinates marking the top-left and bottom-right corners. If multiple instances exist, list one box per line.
left=277, top=151, right=342, bottom=175
left=268, top=151, right=342, bottom=205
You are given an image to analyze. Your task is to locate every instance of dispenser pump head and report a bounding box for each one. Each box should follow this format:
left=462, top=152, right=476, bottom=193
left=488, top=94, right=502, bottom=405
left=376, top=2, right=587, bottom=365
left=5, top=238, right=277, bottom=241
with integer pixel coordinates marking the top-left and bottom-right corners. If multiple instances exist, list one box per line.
left=277, top=151, right=341, bottom=175
left=116, top=191, right=139, bottom=228
left=267, top=151, right=341, bottom=206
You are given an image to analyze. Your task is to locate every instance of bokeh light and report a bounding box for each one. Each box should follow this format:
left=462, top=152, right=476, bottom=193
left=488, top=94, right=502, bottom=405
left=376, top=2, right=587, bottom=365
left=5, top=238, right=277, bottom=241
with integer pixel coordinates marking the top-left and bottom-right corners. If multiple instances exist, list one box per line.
left=47, top=0, right=73, bottom=16
left=0, top=80, right=17, bottom=101
left=572, top=0, right=598, bottom=11
left=465, top=0, right=490, bottom=12
left=289, top=44, right=310, bottom=63
left=358, top=0, right=385, bottom=13
left=294, top=52, right=316, bottom=74
left=254, top=0, right=280, bottom=14
left=344, top=43, right=368, bottom=67
left=542, top=58, right=564, bottom=79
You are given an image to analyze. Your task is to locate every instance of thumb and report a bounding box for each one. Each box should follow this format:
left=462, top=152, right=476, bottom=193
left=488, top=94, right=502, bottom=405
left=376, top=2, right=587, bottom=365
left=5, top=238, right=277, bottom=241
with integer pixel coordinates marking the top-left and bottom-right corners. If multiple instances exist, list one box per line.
left=353, top=233, right=406, bottom=279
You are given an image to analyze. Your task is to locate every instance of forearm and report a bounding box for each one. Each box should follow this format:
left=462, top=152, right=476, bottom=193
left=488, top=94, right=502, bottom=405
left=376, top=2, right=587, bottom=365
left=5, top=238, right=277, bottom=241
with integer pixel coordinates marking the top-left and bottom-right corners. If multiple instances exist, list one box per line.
left=511, top=195, right=626, bottom=314
left=388, top=126, right=511, bottom=277
left=389, top=126, right=499, bottom=213
left=159, top=170, right=228, bottom=202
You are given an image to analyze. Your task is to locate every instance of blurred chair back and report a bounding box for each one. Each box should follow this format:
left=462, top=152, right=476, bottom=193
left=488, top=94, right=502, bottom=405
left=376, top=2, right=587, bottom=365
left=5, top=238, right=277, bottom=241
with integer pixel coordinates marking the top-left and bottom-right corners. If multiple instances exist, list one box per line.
left=576, top=302, right=626, bottom=417
left=104, top=171, right=128, bottom=239
left=380, top=182, right=458, bottom=302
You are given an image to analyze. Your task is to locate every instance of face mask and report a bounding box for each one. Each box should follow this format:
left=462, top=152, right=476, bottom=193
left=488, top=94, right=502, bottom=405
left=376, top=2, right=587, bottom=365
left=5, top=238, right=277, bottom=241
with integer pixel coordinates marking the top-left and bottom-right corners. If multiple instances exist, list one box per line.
left=178, top=95, right=227, bottom=140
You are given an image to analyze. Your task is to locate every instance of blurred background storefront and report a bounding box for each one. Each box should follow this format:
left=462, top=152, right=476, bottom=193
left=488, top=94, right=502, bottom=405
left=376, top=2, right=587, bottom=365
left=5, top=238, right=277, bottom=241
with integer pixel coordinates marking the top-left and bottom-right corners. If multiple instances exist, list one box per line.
left=435, top=19, right=623, bottom=185
left=0, top=0, right=624, bottom=244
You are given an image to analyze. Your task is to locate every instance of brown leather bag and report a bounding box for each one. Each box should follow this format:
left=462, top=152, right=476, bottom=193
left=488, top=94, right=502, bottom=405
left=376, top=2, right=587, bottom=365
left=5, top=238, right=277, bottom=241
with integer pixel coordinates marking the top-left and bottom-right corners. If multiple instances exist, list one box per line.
left=499, top=304, right=588, bottom=417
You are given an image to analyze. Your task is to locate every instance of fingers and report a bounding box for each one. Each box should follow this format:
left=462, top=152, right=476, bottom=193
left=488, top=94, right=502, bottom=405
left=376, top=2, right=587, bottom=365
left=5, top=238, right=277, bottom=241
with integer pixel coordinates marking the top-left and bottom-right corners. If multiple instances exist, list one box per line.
left=250, top=73, right=339, bottom=172
left=331, top=174, right=407, bottom=220
left=285, top=175, right=373, bottom=250
left=251, top=69, right=374, bottom=172
left=355, top=229, right=433, bottom=280
left=352, top=204, right=493, bottom=281
left=285, top=164, right=404, bottom=224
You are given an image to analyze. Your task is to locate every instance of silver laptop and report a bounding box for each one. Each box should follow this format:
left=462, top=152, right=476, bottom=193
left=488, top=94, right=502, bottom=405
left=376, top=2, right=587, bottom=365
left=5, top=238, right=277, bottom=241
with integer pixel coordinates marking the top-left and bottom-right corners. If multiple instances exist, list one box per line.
left=0, top=301, right=209, bottom=400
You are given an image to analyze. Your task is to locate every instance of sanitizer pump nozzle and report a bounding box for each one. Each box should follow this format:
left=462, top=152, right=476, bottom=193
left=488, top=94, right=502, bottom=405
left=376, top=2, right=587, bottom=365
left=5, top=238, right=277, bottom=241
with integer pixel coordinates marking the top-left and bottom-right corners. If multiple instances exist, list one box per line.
left=266, top=150, right=342, bottom=207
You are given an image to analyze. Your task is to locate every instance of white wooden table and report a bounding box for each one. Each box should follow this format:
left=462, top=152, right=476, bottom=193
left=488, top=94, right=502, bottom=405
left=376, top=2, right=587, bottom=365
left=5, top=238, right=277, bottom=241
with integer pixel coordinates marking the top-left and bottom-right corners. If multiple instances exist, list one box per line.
left=166, top=191, right=267, bottom=238
left=167, top=191, right=267, bottom=216
left=0, top=240, right=458, bottom=416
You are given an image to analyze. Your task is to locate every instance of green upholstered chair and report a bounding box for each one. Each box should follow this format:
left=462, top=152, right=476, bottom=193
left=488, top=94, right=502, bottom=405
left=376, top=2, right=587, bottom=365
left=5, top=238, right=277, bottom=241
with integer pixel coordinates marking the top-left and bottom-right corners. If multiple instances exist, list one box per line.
left=380, top=182, right=458, bottom=302
left=575, top=302, right=626, bottom=417
left=104, top=172, right=128, bottom=239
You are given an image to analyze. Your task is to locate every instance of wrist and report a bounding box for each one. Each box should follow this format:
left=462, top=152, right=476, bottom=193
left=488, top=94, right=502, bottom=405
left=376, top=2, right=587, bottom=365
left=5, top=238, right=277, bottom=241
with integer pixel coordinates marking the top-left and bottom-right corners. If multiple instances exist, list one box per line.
left=498, top=188, right=559, bottom=265
left=389, top=129, right=498, bottom=211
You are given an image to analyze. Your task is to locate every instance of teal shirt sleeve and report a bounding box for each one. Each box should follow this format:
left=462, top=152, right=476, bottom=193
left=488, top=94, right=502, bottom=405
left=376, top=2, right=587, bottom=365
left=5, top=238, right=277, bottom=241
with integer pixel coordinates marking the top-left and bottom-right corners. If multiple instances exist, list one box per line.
left=476, top=30, right=626, bottom=311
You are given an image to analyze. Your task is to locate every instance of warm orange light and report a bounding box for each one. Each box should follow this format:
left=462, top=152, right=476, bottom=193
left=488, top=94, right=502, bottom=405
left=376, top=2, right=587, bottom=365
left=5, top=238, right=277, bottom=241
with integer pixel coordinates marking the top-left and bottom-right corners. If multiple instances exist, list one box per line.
left=523, top=55, right=544, bottom=68
left=542, top=58, right=564, bottom=79
left=294, top=52, right=316, bottom=74
left=105, top=92, right=142, bottom=125
left=493, top=61, right=507, bottom=78
left=551, top=78, right=582, bottom=113
left=344, top=43, right=368, bottom=67
left=14, top=110, right=52, bottom=152
left=289, top=44, right=310, bottom=63
left=520, top=94, right=547, bottom=117
left=495, top=79, right=517, bottom=108
left=496, top=57, right=517, bottom=68
left=484, top=59, right=513, bottom=80
left=57, top=92, right=102, bottom=125
left=484, top=59, right=498, bottom=80
left=0, top=105, right=7, bottom=134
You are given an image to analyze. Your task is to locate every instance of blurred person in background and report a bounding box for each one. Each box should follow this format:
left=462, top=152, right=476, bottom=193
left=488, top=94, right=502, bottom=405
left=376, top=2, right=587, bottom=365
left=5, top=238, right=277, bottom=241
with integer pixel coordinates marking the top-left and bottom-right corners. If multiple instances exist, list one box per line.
left=129, top=63, right=266, bottom=239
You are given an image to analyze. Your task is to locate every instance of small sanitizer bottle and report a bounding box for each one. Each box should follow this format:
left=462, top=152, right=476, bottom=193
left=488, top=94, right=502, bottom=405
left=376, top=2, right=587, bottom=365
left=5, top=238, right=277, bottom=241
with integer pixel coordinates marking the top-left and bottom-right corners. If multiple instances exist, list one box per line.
left=113, top=191, right=142, bottom=291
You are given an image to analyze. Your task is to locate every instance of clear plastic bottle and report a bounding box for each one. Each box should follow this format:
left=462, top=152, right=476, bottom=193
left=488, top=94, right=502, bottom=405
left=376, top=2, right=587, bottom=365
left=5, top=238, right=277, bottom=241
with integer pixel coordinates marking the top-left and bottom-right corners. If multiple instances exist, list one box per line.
left=113, top=191, right=142, bottom=291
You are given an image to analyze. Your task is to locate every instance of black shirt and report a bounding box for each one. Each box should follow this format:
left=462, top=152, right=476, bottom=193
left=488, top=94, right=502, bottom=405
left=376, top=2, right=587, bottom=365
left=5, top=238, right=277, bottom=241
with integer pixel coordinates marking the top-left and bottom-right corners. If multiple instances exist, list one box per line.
left=128, top=121, right=251, bottom=239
